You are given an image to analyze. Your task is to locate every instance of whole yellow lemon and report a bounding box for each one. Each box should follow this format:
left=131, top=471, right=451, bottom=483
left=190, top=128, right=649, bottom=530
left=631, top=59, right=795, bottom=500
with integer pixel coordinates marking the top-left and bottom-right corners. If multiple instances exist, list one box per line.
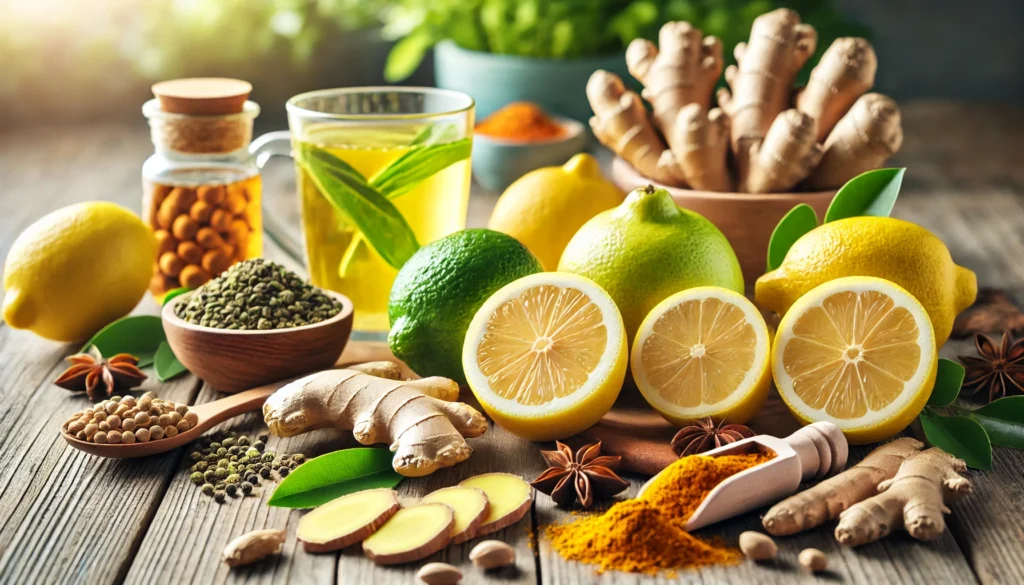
left=558, top=185, right=744, bottom=344
left=756, top=216, right=976, bottom=346
left=487, top=153, right=624, bottom=270
left=4, top=202, right=156, bottom=342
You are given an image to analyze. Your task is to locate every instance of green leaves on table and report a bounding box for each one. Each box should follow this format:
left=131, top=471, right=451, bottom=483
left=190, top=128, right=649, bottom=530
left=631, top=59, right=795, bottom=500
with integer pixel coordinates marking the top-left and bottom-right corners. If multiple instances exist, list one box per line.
left=928, top=359, right=966, bottom=407
left=766, top=168, right=908, bottom=268
left=920, top=411, right=992, bottom=470
left=81, top=315, right=188, bottom=382
left=268, top=448, right=403, bottom=509
left=766, top=203, right=817, bottom=271
left=969, top=397, right=1024, bottom=449
left=298, top=144, right=420, bottom=271
left=823, top=168, right=905, bottom=223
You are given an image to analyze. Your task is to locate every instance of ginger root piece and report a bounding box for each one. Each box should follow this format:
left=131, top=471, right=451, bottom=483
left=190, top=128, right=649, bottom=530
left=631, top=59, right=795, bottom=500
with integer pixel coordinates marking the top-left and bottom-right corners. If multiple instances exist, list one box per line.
left=587, top=70, right=686, bottom=187
left=422, top=486, right=489, bottom=544
left=459, top=473, right=533, bottom=536
left=297, top=489, right=400, bottom=553
left=626, top=21, right=722, bottom=125
left=796, top=37, right=878, bottom=142
left=763, top=437, right=924, bottom=536
left=666, top=104, right=733, bottom=192
left=835, top=448, right=973, bottom=546
left=718, top=9, right=817, bottom=192
left=263, top=367, right=487, bottom=477
left=802, top=93, right=903, bottom=190
left=362, top=502, right=455, bottom=565
left=743, top=109, right=823, bottom=193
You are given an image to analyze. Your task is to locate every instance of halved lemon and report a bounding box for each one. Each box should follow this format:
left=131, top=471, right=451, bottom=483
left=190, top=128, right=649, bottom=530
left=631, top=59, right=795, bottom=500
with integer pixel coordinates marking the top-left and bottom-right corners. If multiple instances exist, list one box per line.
left=772, top=276, right=937, bottom=445
left=631, top=286, right=771, bottom=426
left=462, top=272, right=627, bottom=441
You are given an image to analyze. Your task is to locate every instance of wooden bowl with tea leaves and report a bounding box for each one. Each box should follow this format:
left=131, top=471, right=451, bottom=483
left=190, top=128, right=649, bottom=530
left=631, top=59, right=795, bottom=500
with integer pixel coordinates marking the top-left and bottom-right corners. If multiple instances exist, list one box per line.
left=161, top=290, right=354, bottom=393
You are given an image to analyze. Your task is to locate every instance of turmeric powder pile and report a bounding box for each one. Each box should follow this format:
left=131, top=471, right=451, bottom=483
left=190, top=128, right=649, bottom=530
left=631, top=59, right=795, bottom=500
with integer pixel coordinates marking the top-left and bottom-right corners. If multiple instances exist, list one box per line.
left=475, top=102, right=567, bottom=142
left=546, top=451, right=771, bottom=575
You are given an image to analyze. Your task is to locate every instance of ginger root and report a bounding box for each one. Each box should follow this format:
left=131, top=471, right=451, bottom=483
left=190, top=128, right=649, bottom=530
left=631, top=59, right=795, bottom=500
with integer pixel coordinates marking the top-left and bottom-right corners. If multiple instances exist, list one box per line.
left=762, top=437, right=924, bottom=536
left=422, top=486, right=489, bottom=544
left=796, top=37, right=878, bottom=143
left=587, top=70, right=685, bottom=187
left=802, top=93, right=904, bottom=190
left=667, top=104, right=733, bottom=192
left=835, top=448, right=973, bottom=546
left=263, top=363, right=488, bottom=477
left=297, top=488, right=401, bottom=553
left=460, top=473, right=533, bottom=536
left=363, top=502, right=455, bottom=565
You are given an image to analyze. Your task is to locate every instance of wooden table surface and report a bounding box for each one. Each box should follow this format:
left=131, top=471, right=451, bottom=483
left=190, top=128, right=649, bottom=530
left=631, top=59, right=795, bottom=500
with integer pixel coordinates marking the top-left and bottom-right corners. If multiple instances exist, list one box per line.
left=1, top=102, right=1023, bottom=585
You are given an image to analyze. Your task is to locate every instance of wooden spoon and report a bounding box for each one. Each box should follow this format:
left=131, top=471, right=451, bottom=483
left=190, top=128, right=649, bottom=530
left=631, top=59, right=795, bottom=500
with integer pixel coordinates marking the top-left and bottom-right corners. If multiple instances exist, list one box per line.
left=637, top=421, right=848, bottom=531
left=61, top=380, right=289, bottom=459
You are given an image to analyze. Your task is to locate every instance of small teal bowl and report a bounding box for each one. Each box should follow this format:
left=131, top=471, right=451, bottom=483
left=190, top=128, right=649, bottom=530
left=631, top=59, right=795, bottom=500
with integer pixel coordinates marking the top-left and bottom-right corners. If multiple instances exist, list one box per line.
left=471, top=117, right=587, bottom=191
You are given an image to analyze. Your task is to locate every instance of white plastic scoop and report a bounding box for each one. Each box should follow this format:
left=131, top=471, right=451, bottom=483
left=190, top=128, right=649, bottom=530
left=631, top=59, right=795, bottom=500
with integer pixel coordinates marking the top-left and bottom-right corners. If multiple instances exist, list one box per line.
left=638, top=421, right=848, bottom=531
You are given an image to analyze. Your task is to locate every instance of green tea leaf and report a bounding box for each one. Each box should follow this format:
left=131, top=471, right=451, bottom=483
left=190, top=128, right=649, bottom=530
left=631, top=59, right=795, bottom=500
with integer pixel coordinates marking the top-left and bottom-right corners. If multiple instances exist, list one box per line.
left=920, top=411, right=992, bottom=470
left=154, top=341, right=188, bottom=382
left=162, top=287, right=192, bottom=306
left=824, top=168, right=906, bottom=223
left=969, top=396, right=1024, bottom=449
left=928, top=359, right=965, bottom=407
left=767, top=203, right=817, bottom=271
left=82, top=315, right=165, bottom=368
left=268, top=448, right=403, bottom=509
left=370, top=138, right=472, bottom=199
left=299, top=144, right=420, bottom=270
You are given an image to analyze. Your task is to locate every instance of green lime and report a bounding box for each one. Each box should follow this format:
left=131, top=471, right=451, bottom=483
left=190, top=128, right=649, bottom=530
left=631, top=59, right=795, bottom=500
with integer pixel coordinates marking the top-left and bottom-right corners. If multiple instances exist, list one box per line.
left=558, top=185, right=743, bottom=345
left=388, top=229, right=543, bottom=383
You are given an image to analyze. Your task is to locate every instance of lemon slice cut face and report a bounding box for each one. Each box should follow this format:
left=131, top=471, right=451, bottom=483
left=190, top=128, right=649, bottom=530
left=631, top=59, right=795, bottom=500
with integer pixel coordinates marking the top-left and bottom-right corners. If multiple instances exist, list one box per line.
left=463, top=273, right=627, bottom=441
left=631, top=287, right=771, bottom=425
left=773, top=276, right=937, bottom=444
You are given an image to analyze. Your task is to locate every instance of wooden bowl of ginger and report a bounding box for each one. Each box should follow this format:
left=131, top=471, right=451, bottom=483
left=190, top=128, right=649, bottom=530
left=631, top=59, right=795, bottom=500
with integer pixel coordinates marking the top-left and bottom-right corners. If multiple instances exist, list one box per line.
left=162, top=290, right=354, bottom=393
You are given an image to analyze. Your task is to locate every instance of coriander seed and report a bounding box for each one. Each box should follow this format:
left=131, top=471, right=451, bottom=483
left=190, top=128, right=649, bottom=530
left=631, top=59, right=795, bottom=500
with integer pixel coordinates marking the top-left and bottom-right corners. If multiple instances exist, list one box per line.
left=202, top=484, right=215, bottom=496
left=226, top=484, right=238, bottom=497
left=190, top=472, right=204, bottom=485
left=240, top=482, right=253, bottom=496
left=214, top=491, right=226, bottom=503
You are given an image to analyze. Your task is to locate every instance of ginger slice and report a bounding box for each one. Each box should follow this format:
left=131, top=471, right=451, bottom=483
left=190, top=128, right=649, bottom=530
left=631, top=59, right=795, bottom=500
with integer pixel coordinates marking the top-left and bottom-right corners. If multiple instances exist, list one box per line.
left=362, top=502, right=455, bottom=565
left=459, top=473, right=532, bottom=536
left=422, top=486, right=489, bottom=544
left=297, top=488, right=400, bottom=553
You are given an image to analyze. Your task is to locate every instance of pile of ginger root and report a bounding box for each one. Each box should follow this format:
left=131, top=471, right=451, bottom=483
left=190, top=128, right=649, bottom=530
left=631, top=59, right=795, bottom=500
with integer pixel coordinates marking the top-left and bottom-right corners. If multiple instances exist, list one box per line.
left=588, top=8, right=903, bottom=194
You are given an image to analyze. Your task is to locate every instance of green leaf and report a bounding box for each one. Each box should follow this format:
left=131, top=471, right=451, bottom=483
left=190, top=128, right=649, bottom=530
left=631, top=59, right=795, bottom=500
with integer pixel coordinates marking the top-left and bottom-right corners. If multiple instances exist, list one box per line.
left=268, top=448, right=403, bottom=508
left=969, top=396, right=1024, bottom=449
left=154, top=341, right=188, bottom=382
left=766, top=203, right=817, bottom=271
left=370, top=138, right=472, bottom=199
left=920, top=411, right=992, bottom=470
left=299, top=144, right=420, bottom=270
left=928, top=359, right=965, bottom=406
left=824, top=168, right=906, bottom=223
left=384, top=29, right=434, bottom=82
left=81, top=315, right=165, bottom=368
left=161, top=287, right=192, bottom=306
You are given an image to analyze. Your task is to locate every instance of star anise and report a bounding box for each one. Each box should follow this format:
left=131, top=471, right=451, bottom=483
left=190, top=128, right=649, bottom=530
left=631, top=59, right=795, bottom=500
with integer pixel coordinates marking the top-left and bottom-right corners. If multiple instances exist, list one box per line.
left=671, top=417, right=755, bottom=457
left=53, top=346, right=147, bottom=400
left=530, top=441, right=629, bottom=509
left=959, top=332, right=1024, bottom=403
left=952, top=288, right=1024, bottom=339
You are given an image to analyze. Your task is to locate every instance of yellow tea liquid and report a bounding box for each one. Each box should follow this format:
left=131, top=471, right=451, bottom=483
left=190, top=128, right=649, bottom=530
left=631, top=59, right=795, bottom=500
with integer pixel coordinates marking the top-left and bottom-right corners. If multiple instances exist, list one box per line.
left=296, top=124, right=471, bottom=332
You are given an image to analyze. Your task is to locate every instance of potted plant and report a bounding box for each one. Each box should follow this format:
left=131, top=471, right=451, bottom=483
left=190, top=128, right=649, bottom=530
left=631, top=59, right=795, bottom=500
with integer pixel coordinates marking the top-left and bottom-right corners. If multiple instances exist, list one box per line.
left=380, top=0, right=866, bottom=122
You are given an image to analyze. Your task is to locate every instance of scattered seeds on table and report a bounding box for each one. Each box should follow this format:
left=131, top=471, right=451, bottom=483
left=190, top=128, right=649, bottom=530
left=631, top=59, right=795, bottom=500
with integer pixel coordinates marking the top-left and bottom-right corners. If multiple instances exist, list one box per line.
left=183, top=429, right=305, bottom=503
left=214, top=491, right=226, bottom=503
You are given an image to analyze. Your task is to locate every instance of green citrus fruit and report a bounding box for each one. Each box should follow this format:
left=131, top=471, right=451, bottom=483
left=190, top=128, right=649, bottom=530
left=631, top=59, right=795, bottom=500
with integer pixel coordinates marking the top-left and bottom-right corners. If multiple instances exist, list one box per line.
left=558, top=186, right=744, bottom=344
left=388, top=229, right=543, bottom=383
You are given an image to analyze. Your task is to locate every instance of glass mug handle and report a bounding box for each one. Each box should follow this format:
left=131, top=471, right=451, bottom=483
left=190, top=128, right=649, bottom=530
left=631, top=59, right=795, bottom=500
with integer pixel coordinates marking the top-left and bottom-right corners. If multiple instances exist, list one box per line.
left=249, top=131, right=304, bottom=259
left=250, top=130, right=293, bottom=168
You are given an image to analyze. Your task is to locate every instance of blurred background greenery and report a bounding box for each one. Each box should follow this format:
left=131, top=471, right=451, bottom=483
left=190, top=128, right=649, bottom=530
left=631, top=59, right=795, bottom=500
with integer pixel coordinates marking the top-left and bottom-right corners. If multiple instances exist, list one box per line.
left=0, top=0, right=1019, bottom=128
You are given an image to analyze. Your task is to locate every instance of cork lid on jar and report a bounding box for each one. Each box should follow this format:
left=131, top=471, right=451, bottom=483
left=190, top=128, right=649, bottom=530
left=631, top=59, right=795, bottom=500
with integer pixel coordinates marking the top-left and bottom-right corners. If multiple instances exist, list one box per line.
left=151, top=78, right=253, bottom=116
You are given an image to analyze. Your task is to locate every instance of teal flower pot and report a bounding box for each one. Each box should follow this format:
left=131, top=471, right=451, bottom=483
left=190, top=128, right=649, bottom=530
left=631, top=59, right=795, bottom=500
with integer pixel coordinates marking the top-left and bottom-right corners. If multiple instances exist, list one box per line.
left=433, top=40, right=630, bottom=122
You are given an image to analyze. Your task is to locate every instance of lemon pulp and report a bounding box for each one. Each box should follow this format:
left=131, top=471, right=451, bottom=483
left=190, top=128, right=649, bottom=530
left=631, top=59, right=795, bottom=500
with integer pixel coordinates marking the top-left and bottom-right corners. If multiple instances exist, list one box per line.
left=641, top=296, right=757, bottom=407
left=476, top=284, right=608, bottom=406
left=783, top=289, right=923, bottom=419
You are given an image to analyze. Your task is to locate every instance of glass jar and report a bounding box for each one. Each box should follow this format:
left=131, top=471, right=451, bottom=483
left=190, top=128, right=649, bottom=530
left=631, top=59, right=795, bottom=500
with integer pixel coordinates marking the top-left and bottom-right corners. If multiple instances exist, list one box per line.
left=141, top=99, right=264, bottom=299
